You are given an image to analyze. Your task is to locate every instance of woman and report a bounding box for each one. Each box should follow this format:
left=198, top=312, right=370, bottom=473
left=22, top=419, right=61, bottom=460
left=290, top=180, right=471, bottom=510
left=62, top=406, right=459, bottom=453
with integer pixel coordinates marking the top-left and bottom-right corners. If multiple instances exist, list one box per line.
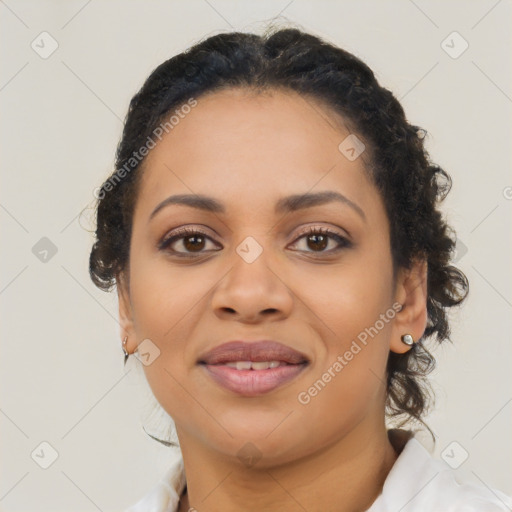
left=89, top=26, right=511, bottom=511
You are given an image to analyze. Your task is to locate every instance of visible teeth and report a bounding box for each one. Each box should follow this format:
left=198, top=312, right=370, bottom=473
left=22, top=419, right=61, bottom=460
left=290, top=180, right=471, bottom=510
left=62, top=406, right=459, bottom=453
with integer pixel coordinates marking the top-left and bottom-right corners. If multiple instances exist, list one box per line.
left=251, top=361, right=271, bottom=370
left=224, top=360, right=282, bottom=370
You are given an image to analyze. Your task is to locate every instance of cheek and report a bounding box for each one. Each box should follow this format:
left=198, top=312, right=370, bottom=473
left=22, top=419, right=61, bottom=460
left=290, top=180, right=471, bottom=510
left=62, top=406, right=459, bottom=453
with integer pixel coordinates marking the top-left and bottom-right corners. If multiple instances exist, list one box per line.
left=126, top=247, right=235, bottom=403
left=295, top=286, right=393, bottom=442
left=292, top=246, right=394, bottom=343
left=128, top=244, right=210, bottom=337
left=291, top=251, right=394, bottom=412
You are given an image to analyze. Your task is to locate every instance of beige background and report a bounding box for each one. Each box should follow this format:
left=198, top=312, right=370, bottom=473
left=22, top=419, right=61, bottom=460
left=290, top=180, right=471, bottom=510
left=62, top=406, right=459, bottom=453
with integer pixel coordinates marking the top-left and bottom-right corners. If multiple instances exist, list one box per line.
left=1, top=0, right=511, bottom=510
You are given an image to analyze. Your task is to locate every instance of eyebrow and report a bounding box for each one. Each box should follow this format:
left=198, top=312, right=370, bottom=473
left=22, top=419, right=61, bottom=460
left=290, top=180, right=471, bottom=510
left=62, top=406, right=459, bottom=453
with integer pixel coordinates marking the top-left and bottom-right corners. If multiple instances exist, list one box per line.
left=148, top=190, right=366, bottom=222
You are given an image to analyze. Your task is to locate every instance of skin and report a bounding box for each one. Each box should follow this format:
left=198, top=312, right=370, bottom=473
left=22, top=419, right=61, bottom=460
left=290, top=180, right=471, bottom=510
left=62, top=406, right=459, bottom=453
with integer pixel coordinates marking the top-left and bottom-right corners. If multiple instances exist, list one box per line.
left=118, top=88, right=428, bottom=511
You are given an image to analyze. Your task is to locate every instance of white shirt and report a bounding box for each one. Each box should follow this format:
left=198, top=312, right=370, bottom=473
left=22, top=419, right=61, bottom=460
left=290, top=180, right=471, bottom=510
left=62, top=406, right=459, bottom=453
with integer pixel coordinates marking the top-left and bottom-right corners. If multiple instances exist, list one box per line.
left=124, top=432, right=512, bottom=512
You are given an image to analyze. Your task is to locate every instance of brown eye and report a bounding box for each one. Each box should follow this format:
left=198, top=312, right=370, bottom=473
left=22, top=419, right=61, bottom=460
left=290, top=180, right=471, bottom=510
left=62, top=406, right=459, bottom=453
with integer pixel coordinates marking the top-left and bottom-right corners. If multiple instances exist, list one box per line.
left=290, top=227, right=352, bottom=254
left=305, top=232, right=329, bottom=251
left=182, top=234, right=206, bottom=252
left=159, top=227, right=220, bottom=256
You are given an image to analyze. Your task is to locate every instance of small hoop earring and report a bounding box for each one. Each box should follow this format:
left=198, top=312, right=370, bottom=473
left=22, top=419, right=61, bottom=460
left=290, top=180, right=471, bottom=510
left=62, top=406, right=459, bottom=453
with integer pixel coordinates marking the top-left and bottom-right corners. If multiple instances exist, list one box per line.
left=401, top=334, right=414, bottom=346
left=122, top=336, right=129, bottom=365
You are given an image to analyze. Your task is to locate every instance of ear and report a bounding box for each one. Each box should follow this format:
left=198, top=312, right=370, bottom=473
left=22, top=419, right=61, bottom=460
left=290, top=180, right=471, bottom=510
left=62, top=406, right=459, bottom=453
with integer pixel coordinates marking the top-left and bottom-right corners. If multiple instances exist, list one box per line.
left=390, top=259, right=428, bottom=354
left=117, top=271, right=137, bottom=354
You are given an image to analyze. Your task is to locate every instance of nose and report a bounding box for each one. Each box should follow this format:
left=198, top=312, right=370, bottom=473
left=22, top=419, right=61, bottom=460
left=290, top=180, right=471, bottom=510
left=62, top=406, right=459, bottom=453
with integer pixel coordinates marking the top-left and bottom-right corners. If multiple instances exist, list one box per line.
left=210, top=246, right=294, bottom=324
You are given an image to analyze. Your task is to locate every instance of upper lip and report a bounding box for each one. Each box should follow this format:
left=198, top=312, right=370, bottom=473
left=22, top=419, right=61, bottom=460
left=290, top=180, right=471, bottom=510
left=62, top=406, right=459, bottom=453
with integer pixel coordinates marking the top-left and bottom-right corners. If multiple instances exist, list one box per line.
left=198, top=340, right=309, bottom=365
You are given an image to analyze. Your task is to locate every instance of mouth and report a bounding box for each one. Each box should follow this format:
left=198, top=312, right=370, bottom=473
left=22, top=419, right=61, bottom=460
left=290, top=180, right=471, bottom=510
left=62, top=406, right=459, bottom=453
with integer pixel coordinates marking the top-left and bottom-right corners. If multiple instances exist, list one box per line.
left=197, top=340, right=309, bottom=396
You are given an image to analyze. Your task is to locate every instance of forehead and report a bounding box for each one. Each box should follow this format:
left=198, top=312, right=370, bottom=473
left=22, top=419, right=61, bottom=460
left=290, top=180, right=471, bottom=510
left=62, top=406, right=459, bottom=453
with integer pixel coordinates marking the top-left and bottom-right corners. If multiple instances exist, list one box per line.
left=135, top=87, right=380, bottom=221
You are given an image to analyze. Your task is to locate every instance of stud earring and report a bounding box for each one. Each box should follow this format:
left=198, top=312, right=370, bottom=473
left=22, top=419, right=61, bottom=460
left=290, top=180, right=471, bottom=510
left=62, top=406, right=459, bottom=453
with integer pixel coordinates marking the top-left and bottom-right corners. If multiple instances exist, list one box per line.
left=401, top=334, right=414, bottom=346
left=122, top=336, right=129, bottom=365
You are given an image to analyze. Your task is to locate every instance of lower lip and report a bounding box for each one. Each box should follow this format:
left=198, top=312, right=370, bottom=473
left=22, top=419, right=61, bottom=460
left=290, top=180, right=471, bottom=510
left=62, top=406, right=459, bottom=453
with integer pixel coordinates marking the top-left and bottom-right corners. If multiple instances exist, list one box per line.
left=201, top=363, right=307, bottom=396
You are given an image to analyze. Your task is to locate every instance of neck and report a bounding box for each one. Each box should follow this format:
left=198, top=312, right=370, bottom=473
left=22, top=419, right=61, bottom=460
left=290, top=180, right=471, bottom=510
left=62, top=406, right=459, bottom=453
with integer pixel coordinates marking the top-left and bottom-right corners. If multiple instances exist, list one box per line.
left=177, top=421, right=399, bottom=512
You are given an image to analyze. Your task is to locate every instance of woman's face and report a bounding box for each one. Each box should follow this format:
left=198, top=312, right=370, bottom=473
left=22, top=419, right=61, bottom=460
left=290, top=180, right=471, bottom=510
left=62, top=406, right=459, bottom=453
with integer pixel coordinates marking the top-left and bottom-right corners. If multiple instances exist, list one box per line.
left=119, top=88, right=424, bottom=466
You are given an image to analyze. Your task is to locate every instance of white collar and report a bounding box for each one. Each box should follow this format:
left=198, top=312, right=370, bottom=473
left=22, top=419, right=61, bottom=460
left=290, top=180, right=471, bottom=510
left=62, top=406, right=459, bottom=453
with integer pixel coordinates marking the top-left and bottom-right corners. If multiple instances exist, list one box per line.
left=368, top=434, right=512, bottom=511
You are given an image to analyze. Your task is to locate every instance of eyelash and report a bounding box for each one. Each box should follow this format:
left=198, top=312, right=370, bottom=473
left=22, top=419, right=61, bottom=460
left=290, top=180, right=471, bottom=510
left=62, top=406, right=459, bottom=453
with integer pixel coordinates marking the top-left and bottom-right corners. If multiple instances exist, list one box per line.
left=158, top=226, right=352, bottom=258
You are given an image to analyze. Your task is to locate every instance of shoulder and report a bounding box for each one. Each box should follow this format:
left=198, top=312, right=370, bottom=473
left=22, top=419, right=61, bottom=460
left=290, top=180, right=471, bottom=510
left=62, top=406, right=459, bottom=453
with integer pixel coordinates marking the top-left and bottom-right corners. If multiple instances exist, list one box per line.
left=123, top=457, right=186, bottom=512
left=369, top=434, right=512, bottom=512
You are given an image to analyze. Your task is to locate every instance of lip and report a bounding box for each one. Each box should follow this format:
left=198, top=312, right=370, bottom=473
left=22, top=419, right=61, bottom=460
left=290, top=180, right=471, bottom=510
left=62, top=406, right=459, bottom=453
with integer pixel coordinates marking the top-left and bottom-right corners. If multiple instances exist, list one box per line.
left=198, top=340, right=309, bottom=396
left=198, top=340, right=309, bottom=365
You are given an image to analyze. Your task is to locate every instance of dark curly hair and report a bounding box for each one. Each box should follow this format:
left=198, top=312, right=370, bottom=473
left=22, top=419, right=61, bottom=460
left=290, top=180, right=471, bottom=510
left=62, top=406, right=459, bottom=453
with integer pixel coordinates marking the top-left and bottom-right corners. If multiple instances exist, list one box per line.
left=89, top=26, right=468, bottom=429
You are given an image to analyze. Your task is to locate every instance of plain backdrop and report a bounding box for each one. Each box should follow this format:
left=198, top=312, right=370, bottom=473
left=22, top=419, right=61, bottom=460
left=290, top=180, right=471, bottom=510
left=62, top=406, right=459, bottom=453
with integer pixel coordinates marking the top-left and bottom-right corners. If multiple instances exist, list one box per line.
left=1, top=1, right=511, bottom=510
